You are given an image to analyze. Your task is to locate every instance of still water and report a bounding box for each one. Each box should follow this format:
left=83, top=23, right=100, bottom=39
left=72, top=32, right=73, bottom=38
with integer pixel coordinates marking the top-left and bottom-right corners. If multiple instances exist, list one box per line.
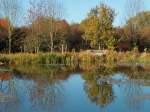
left=0, top=65, right=150, bottom=112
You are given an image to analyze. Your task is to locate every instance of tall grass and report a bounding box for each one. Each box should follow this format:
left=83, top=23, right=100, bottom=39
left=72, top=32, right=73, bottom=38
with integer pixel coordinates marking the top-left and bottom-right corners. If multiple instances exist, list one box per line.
left=104, top=50, right=150, bottom=65
left=0, top=53, right=79, bottom=65
left=0, top=51, right=149, bottom=66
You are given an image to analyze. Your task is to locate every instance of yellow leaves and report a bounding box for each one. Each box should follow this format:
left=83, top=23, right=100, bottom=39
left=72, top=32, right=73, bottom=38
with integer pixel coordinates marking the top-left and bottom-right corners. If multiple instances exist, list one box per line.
left=80, top=4, right=115, bottom=49
left=81, top=16, right=99, bottom=33
left=80, top=16, right=100, bottom=47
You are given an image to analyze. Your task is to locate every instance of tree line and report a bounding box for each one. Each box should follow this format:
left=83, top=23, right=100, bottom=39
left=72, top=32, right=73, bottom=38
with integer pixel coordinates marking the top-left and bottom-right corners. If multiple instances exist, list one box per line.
left=0, top=0, right=149, bottom=53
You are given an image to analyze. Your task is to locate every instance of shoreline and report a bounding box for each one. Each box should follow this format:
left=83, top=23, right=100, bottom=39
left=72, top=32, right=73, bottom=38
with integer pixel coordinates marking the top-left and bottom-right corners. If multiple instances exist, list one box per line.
left=0, top=51, right=149, bottom=66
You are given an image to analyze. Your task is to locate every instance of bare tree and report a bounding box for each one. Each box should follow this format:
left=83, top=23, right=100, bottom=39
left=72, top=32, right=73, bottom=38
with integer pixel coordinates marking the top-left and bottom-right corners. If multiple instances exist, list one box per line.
left=43, top=0, right=64, bottom=52
left=124, top=0, right=144, bottom=48
left=26, top=0, right=64, bottom=53
left=0, top=0, right=21, bottom=53
left=24, top=0, right=45, bottom=53
left=125, top=0, right=144, bottom=20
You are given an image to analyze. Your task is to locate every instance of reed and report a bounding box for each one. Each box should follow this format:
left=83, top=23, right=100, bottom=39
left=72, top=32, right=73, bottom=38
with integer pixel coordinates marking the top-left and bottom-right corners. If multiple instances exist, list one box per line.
left=0, top=51, right=149, bottom=66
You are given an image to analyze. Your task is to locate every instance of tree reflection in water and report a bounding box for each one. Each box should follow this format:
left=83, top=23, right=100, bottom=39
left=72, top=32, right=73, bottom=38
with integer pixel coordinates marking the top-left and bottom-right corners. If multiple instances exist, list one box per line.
left=0, top=72, right=19, bottom=112
left=122, top=67, right=144, bottom=112
left=82, top=65, right=150, bottom=111
left=28, top=75, right=64, bottom=111
left=123, top=80, right=143, bottom=112
left=12, top=65, right=73, bottom=111
left=114, top=65, right=150, bottom=112
left=0, top=64, right=149, bottom=112
left=82, top=66, right=115, bottom=108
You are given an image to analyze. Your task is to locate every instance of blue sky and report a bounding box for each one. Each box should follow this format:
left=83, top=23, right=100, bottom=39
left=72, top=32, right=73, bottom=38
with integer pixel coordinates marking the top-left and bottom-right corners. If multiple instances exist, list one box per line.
left=64, top=0, right=150, bottom=26
left=23, top=0, right=150, bottom=26
left=64, top=0, right=126, bottom=25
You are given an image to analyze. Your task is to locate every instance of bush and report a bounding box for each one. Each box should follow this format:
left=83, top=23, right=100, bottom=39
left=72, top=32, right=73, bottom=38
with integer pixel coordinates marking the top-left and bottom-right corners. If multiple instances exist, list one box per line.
left=0, top=56, right=10, bottom=65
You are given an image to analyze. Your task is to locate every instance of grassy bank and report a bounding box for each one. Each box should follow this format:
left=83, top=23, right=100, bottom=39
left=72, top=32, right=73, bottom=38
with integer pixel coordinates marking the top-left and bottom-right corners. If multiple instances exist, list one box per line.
left=0, top=53, right=80, bottom=65
left=0, top=51, right=149, bottom=66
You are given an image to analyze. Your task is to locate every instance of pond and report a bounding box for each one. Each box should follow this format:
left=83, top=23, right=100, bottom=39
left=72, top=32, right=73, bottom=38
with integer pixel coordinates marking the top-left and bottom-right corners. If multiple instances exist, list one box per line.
left=0, top=65, right=150, bottom=112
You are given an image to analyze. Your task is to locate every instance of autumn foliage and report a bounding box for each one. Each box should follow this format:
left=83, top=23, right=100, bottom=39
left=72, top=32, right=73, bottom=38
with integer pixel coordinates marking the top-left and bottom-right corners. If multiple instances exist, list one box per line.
left=0, top=19, right=8, bottom=36
left=0, top=3, right=150, bottom=53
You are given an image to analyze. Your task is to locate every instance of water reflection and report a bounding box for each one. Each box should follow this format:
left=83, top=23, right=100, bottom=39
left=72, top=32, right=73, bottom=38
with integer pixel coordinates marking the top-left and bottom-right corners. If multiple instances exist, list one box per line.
left=123, top=80, right=143, bottom=112
left=82, top=66, right=115, bottom=107
left=13, top=65, right=73, bottom=111
left=119, top=66, right=148, bottom=112
left=82, top=65, right=150, bottom=112
left=28, top=80, right=64, bottom=111
left=0, top=72, right=19, bottom=112
left=0, top=65, right=149, bottom=112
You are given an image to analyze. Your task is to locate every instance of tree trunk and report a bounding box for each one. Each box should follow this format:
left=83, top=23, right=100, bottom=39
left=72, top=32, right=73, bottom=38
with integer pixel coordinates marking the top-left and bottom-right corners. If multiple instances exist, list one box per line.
left=50, top=32, right=54, bottom=53
left=8, top=28, right=12, bottom=54
left=61, top=44, right=64, bottom=54
left=99, top=44, right=101, bottom=50
left=65, top=44, right=68, bottom=53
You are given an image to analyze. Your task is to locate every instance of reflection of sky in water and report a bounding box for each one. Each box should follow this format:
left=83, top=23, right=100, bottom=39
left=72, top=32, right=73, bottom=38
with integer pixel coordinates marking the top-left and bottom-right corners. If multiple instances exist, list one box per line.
left=0, top=69, right=149, bottom=112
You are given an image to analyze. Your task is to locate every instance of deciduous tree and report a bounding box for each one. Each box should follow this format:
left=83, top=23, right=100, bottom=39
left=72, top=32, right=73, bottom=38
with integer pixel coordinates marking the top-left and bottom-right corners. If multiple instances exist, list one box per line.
left=81, top=4, right=115, bottom=49
left=0, top=0, right=21, bottom=53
